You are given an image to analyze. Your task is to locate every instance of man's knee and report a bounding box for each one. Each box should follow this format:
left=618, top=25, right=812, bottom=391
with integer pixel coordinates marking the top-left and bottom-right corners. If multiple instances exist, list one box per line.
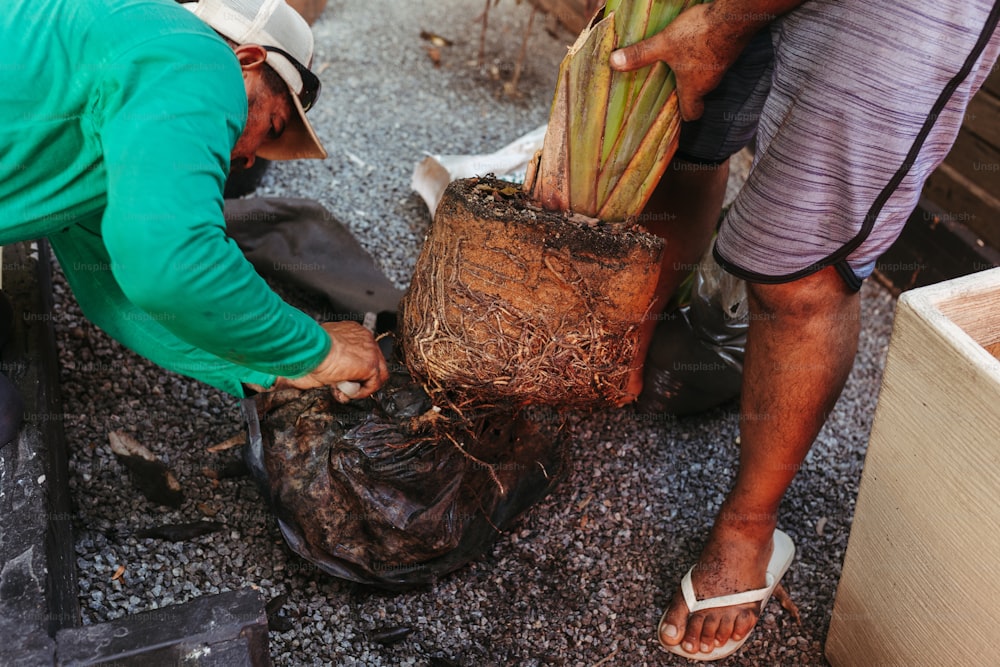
left=747, top=267, right=858, bottom=321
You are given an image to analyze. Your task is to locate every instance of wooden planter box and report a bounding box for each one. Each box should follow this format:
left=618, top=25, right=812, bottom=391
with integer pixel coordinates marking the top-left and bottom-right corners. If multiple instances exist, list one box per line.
left=826, top=267, right=1000, bottom=666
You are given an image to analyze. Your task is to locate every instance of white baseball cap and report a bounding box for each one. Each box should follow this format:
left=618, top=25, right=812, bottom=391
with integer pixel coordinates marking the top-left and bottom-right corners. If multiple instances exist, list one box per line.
left=184, top=0, right=328, bottom=160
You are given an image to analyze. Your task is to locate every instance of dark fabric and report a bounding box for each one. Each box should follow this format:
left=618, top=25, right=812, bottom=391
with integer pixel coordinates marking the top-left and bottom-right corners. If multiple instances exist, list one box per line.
left=835, top=260, right=863, bottom=293
left=224, top=197, right=404, bottom=318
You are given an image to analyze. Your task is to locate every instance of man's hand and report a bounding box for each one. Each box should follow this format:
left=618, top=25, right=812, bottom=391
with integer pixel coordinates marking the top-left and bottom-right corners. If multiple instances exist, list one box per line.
left=609, top=1, right=802, bottom=121
left=274, top=321, right=389, bottom=402
left=609, top=4, right=745, bottom=121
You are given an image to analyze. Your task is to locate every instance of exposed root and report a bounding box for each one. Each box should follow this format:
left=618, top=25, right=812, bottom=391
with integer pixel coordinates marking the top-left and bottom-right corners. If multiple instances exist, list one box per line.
left=444, top=431, right=507, bottom=495
left=404, top=259, right=638, bottom=408
left=400, top=177, right=661, bottom=411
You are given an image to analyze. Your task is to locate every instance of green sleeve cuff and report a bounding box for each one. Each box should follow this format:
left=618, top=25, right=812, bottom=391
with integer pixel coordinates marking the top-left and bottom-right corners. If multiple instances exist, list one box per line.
left=238, top=371, right=277, bottom=398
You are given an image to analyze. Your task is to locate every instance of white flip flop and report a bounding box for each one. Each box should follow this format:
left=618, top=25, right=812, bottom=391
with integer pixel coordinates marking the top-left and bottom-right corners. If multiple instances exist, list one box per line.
left=658, top=528, right=796, bottom=662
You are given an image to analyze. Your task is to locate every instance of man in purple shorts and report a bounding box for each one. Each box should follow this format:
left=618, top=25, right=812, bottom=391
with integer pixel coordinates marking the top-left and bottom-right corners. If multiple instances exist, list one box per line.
left=610, top=0, right=1000, bottom=660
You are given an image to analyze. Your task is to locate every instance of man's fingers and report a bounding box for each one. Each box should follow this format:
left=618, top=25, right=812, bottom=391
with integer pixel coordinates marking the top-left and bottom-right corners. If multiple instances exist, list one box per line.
left=331, top=378, right=368, bottom=404
left=609, top=34, right=666, bottom=72
left=332, top=355, right=389, bottom=403
left=336, top=380, right=362, bottom=397
left=676, top=86, right=706, bottom=122
left=363, top=357, right=390, bottom=397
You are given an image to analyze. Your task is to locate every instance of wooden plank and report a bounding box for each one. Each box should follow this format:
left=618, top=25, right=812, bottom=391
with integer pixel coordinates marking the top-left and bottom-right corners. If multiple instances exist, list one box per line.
left=982, top=63, right=1000, bottom=98
left=963, top=88, right=1000, bottom=150
left=528, top=0, right=601, bottom=34
left=826, top=268, right=1000, bottom=667
left=32, top=241, right=82, bottom=634
left=286, top=0, right=327, bottom=25
left=874, top=200, right=1000, bottom=295
left=919, top=70, right=1000, bottom=254
left=923, top=163, right=1000, bottom=250
left=56, top=588, right=271, bottom=666
left=0, top=240, right=80, bottom=654
left=936, top=126, right=1000, bottom=196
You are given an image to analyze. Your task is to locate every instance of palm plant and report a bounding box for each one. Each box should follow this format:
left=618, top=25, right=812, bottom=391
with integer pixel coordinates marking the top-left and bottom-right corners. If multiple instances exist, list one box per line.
left=525, top=0, right=704, bottom=221
left=400, top=0, right=703, bottom=409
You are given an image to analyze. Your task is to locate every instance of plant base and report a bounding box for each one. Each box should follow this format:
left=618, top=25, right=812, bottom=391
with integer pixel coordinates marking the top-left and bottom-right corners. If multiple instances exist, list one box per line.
left=401, top=176, right=663, bottom=409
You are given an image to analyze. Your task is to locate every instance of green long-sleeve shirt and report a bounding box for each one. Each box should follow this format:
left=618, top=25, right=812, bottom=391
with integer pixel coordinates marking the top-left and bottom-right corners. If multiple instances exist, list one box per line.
left=0, top=0, right=330, bottom=392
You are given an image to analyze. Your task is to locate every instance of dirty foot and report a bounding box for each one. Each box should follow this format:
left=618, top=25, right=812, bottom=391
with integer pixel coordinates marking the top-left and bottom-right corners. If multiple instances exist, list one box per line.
left=658, top=517, right=783, bottom=658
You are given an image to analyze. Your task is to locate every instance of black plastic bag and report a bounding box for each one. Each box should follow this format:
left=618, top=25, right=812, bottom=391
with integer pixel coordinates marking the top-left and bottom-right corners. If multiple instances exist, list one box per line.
left=636, top=251, right=748, bottom=416
left=224, top=197, right=404, bottom=318
left=244, top=355, right=566, bottom=590
left=226, top=198, right=565, bottom=588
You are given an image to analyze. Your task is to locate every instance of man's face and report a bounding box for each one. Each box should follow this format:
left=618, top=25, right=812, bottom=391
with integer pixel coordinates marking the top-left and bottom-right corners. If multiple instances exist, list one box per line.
left=230, top=45, right=293, bottom=172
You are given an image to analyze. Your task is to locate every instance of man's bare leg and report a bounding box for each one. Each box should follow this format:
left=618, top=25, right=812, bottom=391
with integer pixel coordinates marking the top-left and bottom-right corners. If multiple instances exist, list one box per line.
left=623, top=158, right=728, bottom=403
left=658, top=265, right=861, bottom=654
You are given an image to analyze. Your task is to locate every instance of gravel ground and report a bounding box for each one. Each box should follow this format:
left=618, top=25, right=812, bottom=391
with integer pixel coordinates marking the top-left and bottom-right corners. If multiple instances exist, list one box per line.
left=53, top=1, right=897, bottom=665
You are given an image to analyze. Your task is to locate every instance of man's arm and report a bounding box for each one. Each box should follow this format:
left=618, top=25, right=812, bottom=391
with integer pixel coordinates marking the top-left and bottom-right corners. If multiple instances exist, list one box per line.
left=97, top=32, right=386, bottom=399
left=610, top=0, right=806, bottom=120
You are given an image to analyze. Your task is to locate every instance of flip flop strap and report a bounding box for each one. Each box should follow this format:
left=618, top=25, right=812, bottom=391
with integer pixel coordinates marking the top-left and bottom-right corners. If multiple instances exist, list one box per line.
left=680, top=566, right=776, bottom=613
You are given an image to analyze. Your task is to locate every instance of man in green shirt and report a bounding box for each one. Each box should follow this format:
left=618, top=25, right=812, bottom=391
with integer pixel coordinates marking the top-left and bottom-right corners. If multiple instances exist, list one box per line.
left=0, top=0, right=389, bottom=447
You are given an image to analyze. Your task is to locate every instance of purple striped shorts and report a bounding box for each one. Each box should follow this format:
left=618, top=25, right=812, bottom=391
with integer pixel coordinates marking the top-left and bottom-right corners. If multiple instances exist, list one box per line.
left=712, top=0, right=1000, bottom=289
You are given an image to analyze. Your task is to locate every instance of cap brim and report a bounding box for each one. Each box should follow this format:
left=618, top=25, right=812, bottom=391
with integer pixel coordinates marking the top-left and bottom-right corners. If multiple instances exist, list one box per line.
left=256, top=93, right=327, bottom=161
